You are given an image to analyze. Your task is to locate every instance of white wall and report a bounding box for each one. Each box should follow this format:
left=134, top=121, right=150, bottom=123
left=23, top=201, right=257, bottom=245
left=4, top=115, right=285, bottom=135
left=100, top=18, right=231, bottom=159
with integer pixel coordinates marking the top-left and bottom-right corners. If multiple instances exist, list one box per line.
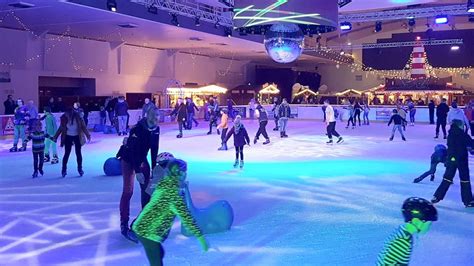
left=0, top=27, right=249, bottom=113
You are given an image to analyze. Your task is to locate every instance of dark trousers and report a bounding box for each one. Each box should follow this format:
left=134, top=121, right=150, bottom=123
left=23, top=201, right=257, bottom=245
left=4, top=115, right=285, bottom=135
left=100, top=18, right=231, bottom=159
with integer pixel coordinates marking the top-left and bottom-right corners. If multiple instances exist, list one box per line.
left=107, top=111, right=114, bottom=126
left=434, top=160, right=472, bottom=205
left=63, top=135, right=82, bottom=171
left=187, top=113, right=198, bottom=129
left=137, top=235, right=165, bottom=266
left=33, top=151, right=44, bottom=171
left=409, top=109, right=416, bottom=123
left=256, top=121, right=269, bottom=140
left=274, top=118, right=279, bottom=129
left=416, top=162, right=438, bottom=181
left=429, top=109, right=435, bottom=124
left=235, top=145, right=244, bottom=161
left=120, top=160, right=151, bottom=225
left=347, top=116, right=355, bottom=127
left=354, top=110, right=361, bottom=126
left=436, top=118, right=447, bottom=137
left=209, top=116, right=217, bottom=133
left=178, top=120, right=185, bottom=134
left=221, top=128, right=228, bottom=144
left=470, top=122, right=474, bottom=137
left=327, top=122, right=340, bottom=139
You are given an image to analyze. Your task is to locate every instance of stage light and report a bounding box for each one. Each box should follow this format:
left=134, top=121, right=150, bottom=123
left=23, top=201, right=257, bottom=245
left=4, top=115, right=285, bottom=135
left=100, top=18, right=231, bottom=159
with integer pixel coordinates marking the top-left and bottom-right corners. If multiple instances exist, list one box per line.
left=416, top=36, right=421, bottom=40
left=450, top=45, right=460, bottom=51
left=171, top=13, right=179, bottom=26
left=435, top=15, right=448, bottom=24
left=147, top=4, right=158, bottom=14
left=224, top=27, right=232, bottom=37
left=408, top=18, right=416, bottom=27
left=468, top=0, right=474, bottom=13
left=195, top=16, right=201, bottom=26
left=107, top=0, right=117, bottom=12
left=374, top=21, right=382, bottom=32
left=340, top=50, right=345, bottom=55
left=340, top=22, right=352, bottom=31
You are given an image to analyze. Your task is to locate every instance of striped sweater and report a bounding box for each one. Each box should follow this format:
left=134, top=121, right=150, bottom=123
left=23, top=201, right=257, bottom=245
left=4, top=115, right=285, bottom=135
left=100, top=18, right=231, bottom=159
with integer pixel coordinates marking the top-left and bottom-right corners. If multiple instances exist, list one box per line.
left=24, top=131, right=50, bottom=153
left=377, top=225, right=413, bottom=266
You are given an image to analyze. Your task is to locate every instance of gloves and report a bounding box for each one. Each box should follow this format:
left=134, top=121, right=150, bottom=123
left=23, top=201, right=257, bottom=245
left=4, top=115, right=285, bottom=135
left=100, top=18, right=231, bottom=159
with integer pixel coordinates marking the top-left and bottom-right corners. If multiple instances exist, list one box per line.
left=136, top=172, right=145, bottom=184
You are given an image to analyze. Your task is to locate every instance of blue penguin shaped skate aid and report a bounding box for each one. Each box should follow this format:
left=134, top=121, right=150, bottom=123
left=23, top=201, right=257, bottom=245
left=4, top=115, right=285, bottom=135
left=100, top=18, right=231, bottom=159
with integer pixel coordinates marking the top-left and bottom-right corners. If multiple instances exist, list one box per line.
left=181, top=182, right=234, bottom=236
left=103, top=157, right=122, bottom=176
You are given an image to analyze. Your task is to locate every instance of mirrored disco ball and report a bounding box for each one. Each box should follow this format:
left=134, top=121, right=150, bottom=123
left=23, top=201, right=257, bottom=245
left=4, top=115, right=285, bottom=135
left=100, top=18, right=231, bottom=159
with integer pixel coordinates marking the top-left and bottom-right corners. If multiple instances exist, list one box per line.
left=264, top=23, right=304, bottom=64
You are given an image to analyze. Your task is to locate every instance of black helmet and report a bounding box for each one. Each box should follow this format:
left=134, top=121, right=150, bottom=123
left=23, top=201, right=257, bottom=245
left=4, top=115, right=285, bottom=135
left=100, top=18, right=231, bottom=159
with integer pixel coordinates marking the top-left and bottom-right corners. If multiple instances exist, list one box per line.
left=402, top=197, right=438, bottom=222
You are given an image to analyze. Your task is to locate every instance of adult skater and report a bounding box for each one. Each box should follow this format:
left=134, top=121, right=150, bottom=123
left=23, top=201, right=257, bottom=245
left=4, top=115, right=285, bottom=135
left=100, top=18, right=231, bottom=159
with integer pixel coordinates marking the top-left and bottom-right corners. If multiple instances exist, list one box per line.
left=105, top=96, right=116, bottom=126
left=278, top=98, right=291, bottom=138
left=26, top=100, right=38, bottom=132
left=434, top=98, right=449, bottom=139
left=23, top=120, right=50, bottom=178
left=142, top=98, right=155, bottom=118
left=207, top=97, right=219, bottom=135
left=354, top=101, right=362, bottom=126
left=397, top=105, right=407, bottom=131
left=42, top=106, right=59, bottom=164
left=115, top=96, right=129, bottom=136
left=407, top=100, right=416, bottom=126
left=345, top=102, right=355, bottom=129
left=271, top=97, right=280, bottom=131
left=4, top=94, right=16, bottom=115
left=248, top=98, right=256, bottom=120
left=388, top=109, right=406, bottom=141
left=224, top=115, right=250, bottom=169
left=186, top=97, right=199, bottom=129
left=413, top=144, right=447, bottom=183
left=170, top=98, right=187, bottom=138
left=227, top=98, right=234, bottom=119
left=9, top=99, right=29, bottom=152
left=53, top=108, right=91, bottom=177
left=217, top=109, right=229, bottom=151
left=56, top=97, right=65, bottom=113
left=324, top=100, right=343, bottom=145
left=254, top=103, right=270, bottom=145
left=465, top=100, right=474, bottom=136
left=432, top=119, right=474, bottom=207
left=362, top=103, right=370, bottom=125
left=132, top=159, right=209, bottom=265
left=376, top=197, right=437, bottom=266
left=447, top=101, right=469, bottom=131
left=428, top=100, right=435, bottom=125
left=119, top=107, right=160, bottom=241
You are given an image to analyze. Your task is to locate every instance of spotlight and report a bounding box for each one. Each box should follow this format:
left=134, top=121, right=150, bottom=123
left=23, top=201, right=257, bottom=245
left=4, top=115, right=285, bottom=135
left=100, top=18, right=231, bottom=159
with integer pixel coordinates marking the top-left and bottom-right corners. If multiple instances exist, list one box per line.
left=107, top=0, right=117, bottom=12
left=195, top=16, right=201, bottom=26
left=224, top=27, right=232, bottom=37
left=148, top=4, right=158, bottom=14
left=435, top=15, right=448, bottom=24
left=340, top=22, right=352, bottom=31
left=408, top=18, right=416, bottom=27
left=340, top=50, right=345, bottom=55
left=450, top=45, right=460, bottom=51
left=468, top=0, right=474, bottom=13
left=374, top=21, right=382, bottom=32
left=416, top=36, right=421, bottom=41
left=170, top=13, right=179, bottom=26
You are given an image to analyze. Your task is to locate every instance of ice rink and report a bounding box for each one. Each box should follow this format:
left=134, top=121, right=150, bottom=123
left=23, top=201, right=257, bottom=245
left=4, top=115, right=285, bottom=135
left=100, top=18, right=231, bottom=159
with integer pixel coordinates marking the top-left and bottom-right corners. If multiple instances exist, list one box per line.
left=0, top=120, right=473, bottom=266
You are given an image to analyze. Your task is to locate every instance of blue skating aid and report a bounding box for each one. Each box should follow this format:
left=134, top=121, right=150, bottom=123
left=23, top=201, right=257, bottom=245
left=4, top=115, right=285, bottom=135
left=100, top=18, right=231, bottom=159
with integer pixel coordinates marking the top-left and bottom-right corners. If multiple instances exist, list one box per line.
left=103, top=157, right=122, bottom=176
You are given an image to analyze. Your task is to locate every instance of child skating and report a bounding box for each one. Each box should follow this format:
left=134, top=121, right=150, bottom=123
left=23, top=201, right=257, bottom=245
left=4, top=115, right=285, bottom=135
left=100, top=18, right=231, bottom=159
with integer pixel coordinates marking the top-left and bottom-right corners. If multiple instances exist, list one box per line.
left=9, top=98, right=29, bottom=152
left=224, top=115, right=250, bottom=169
left=42, top=106, right=59, bottom=164
left=388, top=109, right=407, bottom=141
left=376, top=197, right=437, bottom=266
left=23, top=120, right=51, bottom=178
left=413, top=144, right=447, bottom=183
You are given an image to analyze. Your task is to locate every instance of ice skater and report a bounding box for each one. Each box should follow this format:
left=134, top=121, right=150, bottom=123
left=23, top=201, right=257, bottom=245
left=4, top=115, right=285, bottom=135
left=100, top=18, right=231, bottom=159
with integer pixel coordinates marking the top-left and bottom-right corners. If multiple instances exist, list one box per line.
left=278, top=98, right=291, bottom=138
left=217, top=109, right=229, bottom=151
left=115, top=96, right=129, bottom=136
left=388, top=109, right=406, bottom=141
left=271, top=97, right=280, bottom=131
left=207, top=97, right=219, bottom=135
left=354, top=101, right=362, bottom=126
left=413, top=144, right=447, bottom=183
left=397, top=105, right=408, bottom=131
left=376, top=197, right=437, bottom=266
left=224, top=115, right=250, bottom=169
left=407, top=100, right=416, bottom=126
left=435, top=98, right=449, bottom=139
left=132, top=159, right=209, bottom=265
left=363, top=103, right=370, bottom=125
left=186, top=97, right=199, bottom=130
left=324, top=100, right=343, bottom=145
left=41, top=106, right=59, bottom=164
left=431, top=119, right=474, bottom=207
left=170, top=98, right=187, bottom=138
left=23, top=120, right=51, bottom=178
left=345, top=102, right=355, bottom=129
left=254, top=103, right=270, bottom=145
left=9, top=98, right=29, bottom=152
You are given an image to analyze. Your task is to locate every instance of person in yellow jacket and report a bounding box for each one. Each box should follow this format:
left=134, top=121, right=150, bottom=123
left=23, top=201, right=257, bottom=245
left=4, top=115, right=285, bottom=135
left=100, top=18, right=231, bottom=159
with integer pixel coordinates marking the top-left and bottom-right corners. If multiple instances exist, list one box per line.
left=217, top=109, right=229, bottom=151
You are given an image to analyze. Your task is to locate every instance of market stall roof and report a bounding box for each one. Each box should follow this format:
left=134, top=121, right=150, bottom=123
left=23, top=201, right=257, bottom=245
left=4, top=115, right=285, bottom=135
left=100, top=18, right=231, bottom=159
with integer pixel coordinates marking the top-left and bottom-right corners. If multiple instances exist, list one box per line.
left=259, top=83, right=280, bottom=94
left=335, top=89, right=364, bottom=97
left=295, top=87, right=318, bottom=97
left=167, top=84, right=227, bottom=95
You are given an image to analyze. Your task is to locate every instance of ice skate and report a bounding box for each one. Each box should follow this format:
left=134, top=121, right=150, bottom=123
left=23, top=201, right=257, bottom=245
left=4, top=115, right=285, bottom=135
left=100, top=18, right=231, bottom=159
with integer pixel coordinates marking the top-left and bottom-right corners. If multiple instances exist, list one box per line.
left=62, top=169, right=67, bottom=178
left=434, top=135, right=439, bottom=139
left=431, top=197, right=441, bottom=204
left=18, top=145, right=26, bottom=152
left=78, top=169, right=84, bottom=177
left=465, top=201, right=474, bottom=208
left=283, top=132, right=288, bottom=138
left=121, top=224, right=139, bottom=243
left=39, top=169, right=44, bottom=176
left=32, top=171, right=38, bottom=178
left=176, top=134, right=183, bottom=138
left=207, top=131, right=212, bottom=135
left=402, top=137, right=406, bottom=141
left=326, top=139, right=333, bottom=145
left=44, top=154, right=50, bottom=162
left=263, top=139, right=270, bottom=145
left=9, top=145, right=18, bottom=152
left=233, top=159, right=239, bottom=168
left=443, top=135, right=447, bottom=139
left=51, top=155, right=59, bottom=164
left=239, top=160, right=244, bottom=169
left=413, top=177, right=422, bottom=183
left=218, top=144, right=227, bottom=151
left=389, top=137, right=394, bottom=141
left=118, top=132, right=122, bottom=136
left=336, top=137, right=344, bottom=144
left=253, top=138, right=258, bottom=144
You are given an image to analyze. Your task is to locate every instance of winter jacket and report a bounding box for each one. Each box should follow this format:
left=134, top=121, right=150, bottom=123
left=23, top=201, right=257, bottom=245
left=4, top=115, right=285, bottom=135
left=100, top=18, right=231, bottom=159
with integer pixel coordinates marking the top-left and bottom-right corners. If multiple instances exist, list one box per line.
left=428, top=102, right=435, bottom=111
left=446, top=125, right=473, bottom=163
left=225, top=124, right=250, bottom=147
left=4, top=99, right=16, bottom=115
left=447, top=108, right=469, bottom=126
left=124, top=118, right=160, bottom=172
left=278, top=103, right=291, bottom=119
left=388, top=114, right=406, bottom=126
left=116, top=144, right=131, bottom=162
left=170, top=103, right=188, bottom=122
left=217, top=113, right=229, bottom=129
left=345, top=105, right=355, bottom=117
left=132, top=174, right=202, bottom=243
left=208, top=101, right=219, bottom=116
left=44, top=113, right=58, bottom=136
left=115, top=100, right=129, bottom=116
left=256, top=105, right=268, bottom=122
left=272, top=103, right=280, bottom=119
left=24, top=130, right=50, bottom=153
left=436, top=103, right=449, bottom=119
left=13, top=106, right=29, bottom=125
left=27, top=105, right=38, bottom=120
left=186, top=102, right=199, bottom=114
left=431, top=149, right=447, bottom=165
left=53, top=112, right=90, bottom=147
left=106, top=98, right=117, bottom=113
left=142, top=102, right=155, bottom=117
left=464, top=107, right=473, bottom=122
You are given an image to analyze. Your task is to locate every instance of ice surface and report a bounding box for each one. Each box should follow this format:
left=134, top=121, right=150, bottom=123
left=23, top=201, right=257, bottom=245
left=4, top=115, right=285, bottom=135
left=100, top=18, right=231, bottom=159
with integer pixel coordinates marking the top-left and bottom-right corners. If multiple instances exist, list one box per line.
left=0, top=120, right=473, bottom=266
